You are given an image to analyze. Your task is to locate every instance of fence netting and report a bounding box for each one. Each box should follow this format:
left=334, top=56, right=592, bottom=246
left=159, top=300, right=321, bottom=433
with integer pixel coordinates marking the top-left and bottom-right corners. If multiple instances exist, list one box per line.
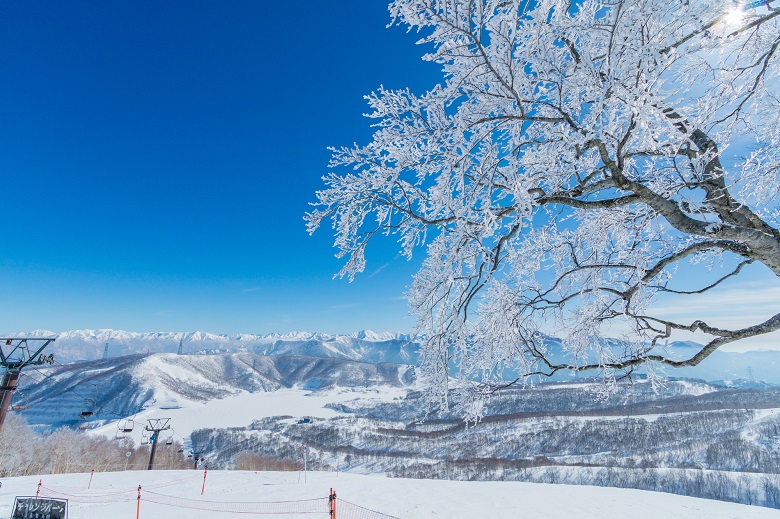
left=39, top=485, right=136, bottom=503
left=38, top=480, right=402, bottom=518
left=339, top=499, right=401, bottom=519
left=38, top=472, right=202, bottom=504
left=142, top=489, right=328, bottom=514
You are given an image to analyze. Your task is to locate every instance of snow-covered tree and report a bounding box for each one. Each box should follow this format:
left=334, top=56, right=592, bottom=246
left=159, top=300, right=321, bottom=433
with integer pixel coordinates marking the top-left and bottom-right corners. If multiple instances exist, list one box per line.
left=307, top=0, right=780, bottom=407
left=0, top=413, right=38, bottom=476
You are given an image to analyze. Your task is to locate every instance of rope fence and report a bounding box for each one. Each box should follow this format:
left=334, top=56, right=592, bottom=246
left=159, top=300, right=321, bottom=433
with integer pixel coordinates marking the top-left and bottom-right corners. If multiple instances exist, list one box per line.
left=34, top=475, right=402, bottom=518
left=143, top=489, right=328, bottom=514
left=38, top=472, right=202, bottom=503
left=340, top=499, right=401, bottom=519
left=39, top=485, right=137, bottom=504
left=143, top=472, right=203, bottom=490
left=42, top=472, right=203, bottom=495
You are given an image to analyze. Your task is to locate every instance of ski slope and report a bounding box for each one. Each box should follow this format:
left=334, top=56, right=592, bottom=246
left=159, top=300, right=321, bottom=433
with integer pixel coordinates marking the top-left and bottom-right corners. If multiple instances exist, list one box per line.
left=88, top=386, right=409, bottom=444
left=0, top=469, right=778, bottom=519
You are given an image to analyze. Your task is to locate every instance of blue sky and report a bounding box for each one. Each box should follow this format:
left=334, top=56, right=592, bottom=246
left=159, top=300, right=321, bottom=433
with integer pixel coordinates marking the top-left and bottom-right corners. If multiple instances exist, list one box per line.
left=0, top=1, right=438, bottom=334
left=0, top=2, right=777, bottom=349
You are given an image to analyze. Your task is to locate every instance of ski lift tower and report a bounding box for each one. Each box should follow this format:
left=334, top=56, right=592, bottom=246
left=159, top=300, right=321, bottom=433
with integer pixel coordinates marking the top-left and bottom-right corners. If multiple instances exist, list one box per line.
left=0, top=337, right=56, bottom=431
left=145, top=418, right=172, bottom=470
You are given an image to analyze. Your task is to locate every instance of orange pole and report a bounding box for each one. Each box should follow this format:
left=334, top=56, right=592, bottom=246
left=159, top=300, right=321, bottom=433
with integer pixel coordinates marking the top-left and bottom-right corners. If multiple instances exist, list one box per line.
left=329, top=488, right=336, bottom=519
left=136, top=485, right=141, bottom=519
left=35, top=479, right=41, bottom=499
left=88, top=469, right=94, bottom=489
left=201, top=465, right=208, bottom=495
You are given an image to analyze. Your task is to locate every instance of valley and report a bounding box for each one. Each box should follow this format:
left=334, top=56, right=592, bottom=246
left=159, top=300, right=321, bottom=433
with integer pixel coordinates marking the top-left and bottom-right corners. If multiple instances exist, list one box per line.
left=6, top=344, right=780, bottom=509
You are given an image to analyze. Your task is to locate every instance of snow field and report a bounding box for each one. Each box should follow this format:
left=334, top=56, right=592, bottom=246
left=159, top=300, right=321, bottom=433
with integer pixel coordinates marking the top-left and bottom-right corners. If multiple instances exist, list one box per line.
left=1, top=469, right=779, bottom=519
left=88, top=387, right=408, bottom=446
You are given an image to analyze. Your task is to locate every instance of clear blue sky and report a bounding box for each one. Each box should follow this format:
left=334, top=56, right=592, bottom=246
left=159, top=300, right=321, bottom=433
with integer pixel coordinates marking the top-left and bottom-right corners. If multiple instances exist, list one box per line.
left=1, top=2, right=777, bottom=349
left=0, top=1, right=439, bottom=334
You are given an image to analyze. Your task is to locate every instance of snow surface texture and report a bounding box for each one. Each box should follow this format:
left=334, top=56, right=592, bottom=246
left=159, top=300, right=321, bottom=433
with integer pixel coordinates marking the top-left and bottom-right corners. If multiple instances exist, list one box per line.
left=1, top=470, right=779, bottom=519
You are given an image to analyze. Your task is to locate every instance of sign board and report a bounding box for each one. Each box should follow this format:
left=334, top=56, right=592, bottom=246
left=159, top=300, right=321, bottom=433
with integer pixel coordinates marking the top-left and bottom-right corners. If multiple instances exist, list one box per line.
left=11, top=497, right=67, bottom=519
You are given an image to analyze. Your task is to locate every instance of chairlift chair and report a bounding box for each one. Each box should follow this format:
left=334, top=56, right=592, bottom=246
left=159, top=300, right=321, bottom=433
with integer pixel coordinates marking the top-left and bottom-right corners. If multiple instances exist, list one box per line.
left=79, top=399, right=96, bottom=418
left=11, top=388, right=30, bottom=411
left=141, top=432, right=149, bottom=445
left=77, top=399, right=95, bottom=432
left=119, top=419, right=135, bottom=433
left=116, top=430, right=126, bottom=440
left=78, top=384, right=99, bottom=419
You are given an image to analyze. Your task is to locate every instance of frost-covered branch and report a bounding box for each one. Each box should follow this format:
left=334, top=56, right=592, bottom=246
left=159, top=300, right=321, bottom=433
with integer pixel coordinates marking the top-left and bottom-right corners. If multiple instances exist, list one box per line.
left=308, top=0, right=780, bottom=418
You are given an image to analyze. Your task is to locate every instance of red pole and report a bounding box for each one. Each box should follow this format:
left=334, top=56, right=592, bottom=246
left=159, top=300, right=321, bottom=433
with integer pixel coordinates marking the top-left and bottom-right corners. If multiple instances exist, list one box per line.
left=136, top=485, right=141, bottom=519
left=201, top=465, right=208, bottom=495
left=88, top=469, right=94, bottom=489
left=35, top=479, right=41, bottom=499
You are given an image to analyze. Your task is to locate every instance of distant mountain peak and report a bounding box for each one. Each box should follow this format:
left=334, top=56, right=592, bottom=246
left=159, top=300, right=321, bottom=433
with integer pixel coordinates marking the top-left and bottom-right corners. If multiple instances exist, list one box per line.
left=353, top=330, right=404, bottom=341
left=9, top=328, right=421, bottom=365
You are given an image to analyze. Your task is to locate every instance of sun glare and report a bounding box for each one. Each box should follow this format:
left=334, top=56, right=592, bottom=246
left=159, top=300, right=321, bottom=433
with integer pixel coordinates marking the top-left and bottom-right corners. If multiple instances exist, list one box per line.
left=724, top=6, right=745, bottom=27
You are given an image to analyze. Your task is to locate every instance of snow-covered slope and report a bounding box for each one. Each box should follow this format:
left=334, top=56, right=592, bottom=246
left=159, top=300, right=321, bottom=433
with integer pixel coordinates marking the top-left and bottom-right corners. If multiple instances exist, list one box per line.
left=0, top=470, right=777, bottom=519
left=13, top=352, right=415, bottom=430
left=9, top=352, right=780, bottom=511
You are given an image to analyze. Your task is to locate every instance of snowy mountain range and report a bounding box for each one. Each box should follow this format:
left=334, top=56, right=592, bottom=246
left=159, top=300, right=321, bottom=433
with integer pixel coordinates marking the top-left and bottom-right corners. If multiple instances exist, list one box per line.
left=10, top=328, right=780, bottom=385
left=12, top=329, right=419, bottom=365
left=15, top=351, right=416, bottom=430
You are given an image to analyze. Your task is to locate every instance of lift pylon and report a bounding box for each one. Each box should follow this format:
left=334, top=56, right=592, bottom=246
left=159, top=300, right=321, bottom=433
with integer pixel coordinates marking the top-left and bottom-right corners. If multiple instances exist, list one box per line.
left=145, top=418, right=172, bottom=470
left=0, top=337, right=55, bottom=431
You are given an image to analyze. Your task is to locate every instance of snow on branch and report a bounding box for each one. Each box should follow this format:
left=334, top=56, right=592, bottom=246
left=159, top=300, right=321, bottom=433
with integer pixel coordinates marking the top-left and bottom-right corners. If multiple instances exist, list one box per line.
left=307, top=0, right=780, bottom=418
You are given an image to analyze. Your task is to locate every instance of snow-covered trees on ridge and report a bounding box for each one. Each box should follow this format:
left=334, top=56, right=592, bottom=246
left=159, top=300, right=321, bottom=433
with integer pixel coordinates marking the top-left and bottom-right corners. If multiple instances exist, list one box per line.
left=307, top=0, right=780, bottom=406
left=0, top=414, right=188, bottom=476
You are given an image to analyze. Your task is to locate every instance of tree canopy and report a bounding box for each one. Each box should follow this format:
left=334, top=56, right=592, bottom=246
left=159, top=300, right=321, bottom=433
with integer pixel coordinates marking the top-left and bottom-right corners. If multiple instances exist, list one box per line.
left=307, top=0, right=780, bottom=412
